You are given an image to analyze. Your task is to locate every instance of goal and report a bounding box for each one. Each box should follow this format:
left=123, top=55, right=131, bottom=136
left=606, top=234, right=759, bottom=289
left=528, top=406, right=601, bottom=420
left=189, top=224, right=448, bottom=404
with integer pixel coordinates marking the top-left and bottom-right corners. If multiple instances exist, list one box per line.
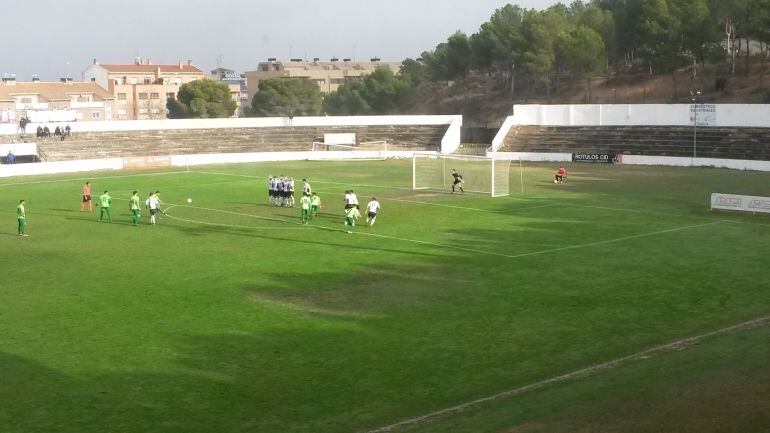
left=311, top=140, right=388, bottom=153
left=412, top=153, right=512, bottom=197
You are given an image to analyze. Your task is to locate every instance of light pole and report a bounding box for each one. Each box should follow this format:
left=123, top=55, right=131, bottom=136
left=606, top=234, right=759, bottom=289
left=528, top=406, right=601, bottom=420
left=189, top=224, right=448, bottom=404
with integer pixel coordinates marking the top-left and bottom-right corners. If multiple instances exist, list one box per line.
left=691, top=90, right=701, bottom=159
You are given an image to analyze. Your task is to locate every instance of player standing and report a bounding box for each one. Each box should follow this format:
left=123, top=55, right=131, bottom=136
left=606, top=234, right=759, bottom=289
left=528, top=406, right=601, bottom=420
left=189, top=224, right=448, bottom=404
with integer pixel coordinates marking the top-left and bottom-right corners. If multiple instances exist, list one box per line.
left=300, top=192, right=311, bottom=224
left=302, top=178, right=312, bottom=195
left=451, top=169, right=464, bottom=193
left=129, top=191, right=141, bottom=226
left=99, top=190, right=112, bottom=222
left=287, top=177, right=296, bottom=207
left=80, top=181, right=93, bottom=212
left=145, top=192, right=160, bottom=225
left=16, top=199, right=28, bottom=237
left=154, top=190, right=165, bottom=218
left=365, top=197, right=381, bottom=227
left=268, top=176, right=275, bottom=206
left=310, top=192, right=321, bottom=218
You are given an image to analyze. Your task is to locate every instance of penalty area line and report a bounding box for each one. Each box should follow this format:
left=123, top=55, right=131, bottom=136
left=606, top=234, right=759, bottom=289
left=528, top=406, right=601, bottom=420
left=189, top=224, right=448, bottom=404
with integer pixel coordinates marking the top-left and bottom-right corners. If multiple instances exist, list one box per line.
left=362, top=314, right=770, bottom=433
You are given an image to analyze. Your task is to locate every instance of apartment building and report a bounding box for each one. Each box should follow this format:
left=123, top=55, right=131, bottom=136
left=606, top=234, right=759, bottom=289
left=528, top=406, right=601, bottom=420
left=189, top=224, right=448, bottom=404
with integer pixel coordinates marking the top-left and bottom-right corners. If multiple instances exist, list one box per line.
left=245, top=58, right=401, bottom=104
left=83, top=59, right=206, bottom=120
left=210, top=68, right=248, bottom=116
left=0, top=77, right=115, bottom=124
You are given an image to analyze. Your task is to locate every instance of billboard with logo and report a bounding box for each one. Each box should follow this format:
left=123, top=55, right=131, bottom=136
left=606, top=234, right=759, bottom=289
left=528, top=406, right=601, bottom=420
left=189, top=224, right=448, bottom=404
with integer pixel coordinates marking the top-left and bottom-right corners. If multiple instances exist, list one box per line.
left=711, top=193, right=770, bottom=214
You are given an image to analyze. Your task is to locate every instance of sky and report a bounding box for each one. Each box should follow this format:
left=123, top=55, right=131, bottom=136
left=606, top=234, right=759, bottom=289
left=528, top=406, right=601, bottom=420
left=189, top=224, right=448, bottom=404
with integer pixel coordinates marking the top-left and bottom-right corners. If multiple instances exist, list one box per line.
left=1, top=0, right=560, bottom=81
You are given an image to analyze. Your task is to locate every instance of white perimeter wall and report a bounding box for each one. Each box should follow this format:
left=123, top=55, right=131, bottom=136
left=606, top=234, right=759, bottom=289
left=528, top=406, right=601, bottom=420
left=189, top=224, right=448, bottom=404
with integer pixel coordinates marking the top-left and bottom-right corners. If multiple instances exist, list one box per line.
left=488, top=151, right=770, bottom=172
left=0, top=151, right=435, bottom=178
left=507, top=104, right=770, bottom=127
left=0, top=115, right=462, bottom=154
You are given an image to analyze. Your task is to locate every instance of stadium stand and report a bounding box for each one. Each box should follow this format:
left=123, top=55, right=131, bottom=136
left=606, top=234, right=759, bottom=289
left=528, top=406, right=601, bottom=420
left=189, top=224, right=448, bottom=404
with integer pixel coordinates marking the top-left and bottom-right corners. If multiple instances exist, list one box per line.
left=499, top=125, right=770, bottom=160
left=0, top=125, right=447, bottom=162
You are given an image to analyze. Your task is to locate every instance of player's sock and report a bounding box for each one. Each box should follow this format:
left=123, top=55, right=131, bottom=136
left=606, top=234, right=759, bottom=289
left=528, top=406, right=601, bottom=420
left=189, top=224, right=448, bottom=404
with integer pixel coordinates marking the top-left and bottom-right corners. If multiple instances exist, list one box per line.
left=370, top=217, right=376, bottom=227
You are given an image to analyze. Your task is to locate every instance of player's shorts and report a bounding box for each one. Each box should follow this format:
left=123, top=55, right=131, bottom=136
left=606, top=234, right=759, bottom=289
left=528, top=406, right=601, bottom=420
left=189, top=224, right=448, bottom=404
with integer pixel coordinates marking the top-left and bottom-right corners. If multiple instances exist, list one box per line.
left=311, top=205, right=318, bottom=213
left=345, top=204, right=354, bottom=209
left=269, top=190, right=274, bottom=197
left=453, top=180, right=462, bottom=185
left=150, top=208, right=159, bottom=215
left=368, top=212, right=377, bottom=218
left=82, top=195, right=91, bottom=202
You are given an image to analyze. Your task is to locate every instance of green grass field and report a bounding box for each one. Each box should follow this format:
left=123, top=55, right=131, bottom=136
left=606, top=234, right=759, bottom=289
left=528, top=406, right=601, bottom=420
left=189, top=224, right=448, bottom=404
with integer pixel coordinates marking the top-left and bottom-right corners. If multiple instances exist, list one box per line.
left=1, top=160, right=769, bottom=433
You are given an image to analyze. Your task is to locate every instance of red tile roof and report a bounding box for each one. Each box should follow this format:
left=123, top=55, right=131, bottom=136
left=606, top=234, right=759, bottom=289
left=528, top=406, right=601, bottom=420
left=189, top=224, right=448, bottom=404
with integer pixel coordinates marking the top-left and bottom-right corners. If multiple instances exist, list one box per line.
left=99, top=64, right=204, bottom=74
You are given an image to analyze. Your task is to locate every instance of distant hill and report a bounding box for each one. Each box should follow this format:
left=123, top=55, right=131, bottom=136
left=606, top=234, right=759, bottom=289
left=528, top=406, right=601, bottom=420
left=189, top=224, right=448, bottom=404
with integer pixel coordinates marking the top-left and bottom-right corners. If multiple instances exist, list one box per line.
left=411, top=61, right=770, bottom=127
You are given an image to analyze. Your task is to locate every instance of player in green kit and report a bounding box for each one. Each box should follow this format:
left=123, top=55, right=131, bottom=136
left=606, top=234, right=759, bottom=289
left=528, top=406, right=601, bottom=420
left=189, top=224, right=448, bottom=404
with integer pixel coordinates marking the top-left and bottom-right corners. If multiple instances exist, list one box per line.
left=17, top=199, right=28, bottom=237
left=129, top=191, right=141, bottom=225
left=344, top=206, right=360, bottom=233
left=99, top=191, right=112, bottom=222
left=300, top=192, right=311, bottom=224
left=310, top=192, right=321, bottom=218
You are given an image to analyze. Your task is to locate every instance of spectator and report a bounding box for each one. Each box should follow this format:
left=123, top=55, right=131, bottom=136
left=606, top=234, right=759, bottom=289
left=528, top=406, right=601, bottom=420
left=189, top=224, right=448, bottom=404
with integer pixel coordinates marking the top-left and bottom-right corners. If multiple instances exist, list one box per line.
left=19, top=117, right=28, bottom=134
left=65, top=124, right=71, bottom=137
left=36, top=126, right=43, bottom=138
left=43, top=126, right=50, bottom=138
left=6, top=151, right=15, bottom=164
left=54, top=126, right=62, bottom=137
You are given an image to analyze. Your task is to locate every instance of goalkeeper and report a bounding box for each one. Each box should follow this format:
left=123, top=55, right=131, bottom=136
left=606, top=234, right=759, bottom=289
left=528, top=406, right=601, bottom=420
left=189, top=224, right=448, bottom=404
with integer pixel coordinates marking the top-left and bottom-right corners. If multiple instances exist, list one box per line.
left=451, top=169, right=464, bottom=193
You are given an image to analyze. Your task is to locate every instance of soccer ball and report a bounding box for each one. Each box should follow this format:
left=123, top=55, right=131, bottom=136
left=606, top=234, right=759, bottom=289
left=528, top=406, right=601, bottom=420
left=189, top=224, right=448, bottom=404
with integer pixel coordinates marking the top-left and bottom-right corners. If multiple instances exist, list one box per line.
left=553, top=179, right=558, bottom=184
left=187, top=198, right=192, bottom=204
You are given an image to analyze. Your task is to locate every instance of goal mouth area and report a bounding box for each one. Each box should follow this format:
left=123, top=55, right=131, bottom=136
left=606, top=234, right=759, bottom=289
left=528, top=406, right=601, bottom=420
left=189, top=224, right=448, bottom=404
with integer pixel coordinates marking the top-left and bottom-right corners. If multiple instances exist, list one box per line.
left=412, top=152, right=513, bottom=197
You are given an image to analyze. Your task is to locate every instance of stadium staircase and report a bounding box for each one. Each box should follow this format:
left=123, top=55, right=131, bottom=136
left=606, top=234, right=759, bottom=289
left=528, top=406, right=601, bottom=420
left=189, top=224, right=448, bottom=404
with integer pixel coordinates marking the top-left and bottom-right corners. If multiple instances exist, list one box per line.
left=500, top=126, right=770, bottom=160
left=3, top=125, right=447, bottom=162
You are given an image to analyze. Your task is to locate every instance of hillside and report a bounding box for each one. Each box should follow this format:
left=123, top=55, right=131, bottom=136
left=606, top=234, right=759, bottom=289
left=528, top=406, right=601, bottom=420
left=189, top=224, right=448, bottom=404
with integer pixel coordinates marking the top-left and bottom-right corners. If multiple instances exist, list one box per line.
left=413, top=60, right=770, bottom=127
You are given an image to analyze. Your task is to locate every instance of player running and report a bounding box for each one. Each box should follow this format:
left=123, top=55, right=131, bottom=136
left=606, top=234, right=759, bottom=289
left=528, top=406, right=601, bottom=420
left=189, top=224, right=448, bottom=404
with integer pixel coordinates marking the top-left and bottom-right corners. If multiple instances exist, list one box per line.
left=154, top=190, right=165, bottom=218
left=129, top=191, right=141, bottom=226
left=17, top=199, right=28, bottom=237
left=310, top=192, right=321, bottom=218
left=451, top=169, right=464, bottom=193
left=98, top=190, right=112, bottom=222
left=80, top=181, right=93, bottom=212
left=344, top=206, right=360, bottom=234
left=365, top=197, right=381, bottom=227
left=300, top=192, right=311, bottom=224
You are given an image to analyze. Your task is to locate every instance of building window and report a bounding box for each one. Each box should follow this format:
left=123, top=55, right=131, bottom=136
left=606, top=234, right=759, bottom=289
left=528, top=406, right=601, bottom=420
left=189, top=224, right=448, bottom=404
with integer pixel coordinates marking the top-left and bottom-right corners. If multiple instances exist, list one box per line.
left=20, top=97, right=32, bottom=104
left=117, top=93, right=127, bottom=100
left=122, top=76, right=128, bottom=84
left=150, top=92, right=159, bottom=99
left=175, top=77, right=182, bottom=85
left=138, top=108, right=148, bottom=114
left=143, top=77, right=151, bottom=84
left=130, top=77, right=138, bottom=85
left=166, top=92, right=175, bottom=100
left=138, top=93, right=148, bottom=100
left=92, top=112, right=101, bottom=119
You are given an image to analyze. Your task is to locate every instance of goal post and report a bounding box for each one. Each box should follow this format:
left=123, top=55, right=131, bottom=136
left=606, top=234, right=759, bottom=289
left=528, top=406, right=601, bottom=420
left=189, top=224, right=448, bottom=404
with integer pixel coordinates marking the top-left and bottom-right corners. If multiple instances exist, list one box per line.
left=412, top=153, right=512, bottom=197
left=311, top=140, right=388, bottom=155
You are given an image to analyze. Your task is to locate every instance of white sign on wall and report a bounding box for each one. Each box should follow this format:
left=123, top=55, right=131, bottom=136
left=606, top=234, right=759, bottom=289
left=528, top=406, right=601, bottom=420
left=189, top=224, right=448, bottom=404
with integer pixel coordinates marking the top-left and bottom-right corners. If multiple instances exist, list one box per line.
left=689, top=104, right=716, bottom=126
left=711, top=193, right=770, bottom=214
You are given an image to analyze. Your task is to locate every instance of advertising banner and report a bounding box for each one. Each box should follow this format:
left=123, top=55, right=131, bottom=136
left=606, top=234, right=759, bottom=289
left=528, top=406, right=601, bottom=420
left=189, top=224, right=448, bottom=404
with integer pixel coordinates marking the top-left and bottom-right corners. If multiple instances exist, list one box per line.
left=711, top=193, right=770, bottom=214
left=572, top=153, right=617, bottom=163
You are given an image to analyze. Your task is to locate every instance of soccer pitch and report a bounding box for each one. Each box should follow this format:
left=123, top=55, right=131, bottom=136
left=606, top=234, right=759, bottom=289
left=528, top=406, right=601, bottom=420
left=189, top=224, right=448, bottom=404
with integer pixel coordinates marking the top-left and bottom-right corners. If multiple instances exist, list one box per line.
left=1, top=160, right=769, bottom=433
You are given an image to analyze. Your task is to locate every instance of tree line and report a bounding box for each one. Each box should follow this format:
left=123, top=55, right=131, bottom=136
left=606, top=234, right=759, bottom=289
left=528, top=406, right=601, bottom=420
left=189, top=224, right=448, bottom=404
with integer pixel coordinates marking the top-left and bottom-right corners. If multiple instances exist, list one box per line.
left=171, top=1, right=770, bottom=119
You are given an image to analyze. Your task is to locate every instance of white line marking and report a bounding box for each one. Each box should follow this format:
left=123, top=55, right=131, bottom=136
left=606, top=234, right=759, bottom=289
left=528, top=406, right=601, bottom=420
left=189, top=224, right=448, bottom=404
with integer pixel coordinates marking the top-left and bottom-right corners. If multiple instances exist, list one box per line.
left=164, top=212, right=309, bottom=231
left=362, top=314, right=770, bottom=433
left=0, top=170, right=191, bottom=187
left=501, top=220, right=722, bottom=259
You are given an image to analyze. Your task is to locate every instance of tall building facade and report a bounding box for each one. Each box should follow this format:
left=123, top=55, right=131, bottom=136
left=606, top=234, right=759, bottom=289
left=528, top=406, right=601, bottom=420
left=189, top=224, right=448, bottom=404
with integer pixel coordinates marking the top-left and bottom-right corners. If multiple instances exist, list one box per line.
left=83, top=59, right=206, bottom=120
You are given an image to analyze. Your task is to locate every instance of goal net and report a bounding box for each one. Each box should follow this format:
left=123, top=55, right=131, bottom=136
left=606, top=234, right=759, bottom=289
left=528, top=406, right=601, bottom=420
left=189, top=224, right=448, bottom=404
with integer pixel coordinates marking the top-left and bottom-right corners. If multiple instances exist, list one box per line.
left=412, top=153, right=512, bottom=197
left=311, top=140, right=388, bottom=153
